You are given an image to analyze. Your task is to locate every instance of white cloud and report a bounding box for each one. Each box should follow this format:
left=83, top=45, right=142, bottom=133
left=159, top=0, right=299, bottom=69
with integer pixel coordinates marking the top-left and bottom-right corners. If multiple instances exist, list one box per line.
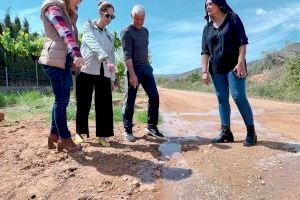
left=248, top=3, right=300, bottom=34
left=256, top=8, right=267, bottom=16
left=282, top=23, right=300, bottom=30
left=247, top=29, right=289, bottom=61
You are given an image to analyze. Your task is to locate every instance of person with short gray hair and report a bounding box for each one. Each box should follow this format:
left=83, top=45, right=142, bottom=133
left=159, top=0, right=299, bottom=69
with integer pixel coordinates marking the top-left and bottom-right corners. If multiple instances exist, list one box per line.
left=121, top=4, right=164, bottom=142
left=131, top=4, right=145, bottom=16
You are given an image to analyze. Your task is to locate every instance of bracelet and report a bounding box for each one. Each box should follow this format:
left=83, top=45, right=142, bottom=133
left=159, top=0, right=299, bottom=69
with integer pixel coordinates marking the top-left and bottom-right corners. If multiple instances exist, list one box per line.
left=202, top=72, right=208, bottom=75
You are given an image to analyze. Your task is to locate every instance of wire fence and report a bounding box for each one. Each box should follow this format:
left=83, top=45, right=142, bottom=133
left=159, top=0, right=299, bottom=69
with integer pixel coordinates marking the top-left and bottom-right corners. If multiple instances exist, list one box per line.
left=0, top=53, right=50, bottom=87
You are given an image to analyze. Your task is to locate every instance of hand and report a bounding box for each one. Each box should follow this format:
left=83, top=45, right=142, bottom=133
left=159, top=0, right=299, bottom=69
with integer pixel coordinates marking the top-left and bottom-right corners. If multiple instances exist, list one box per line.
left=111, top=80, right=115, bottom=91
left=73, top=57, right=84, bottom=68
left=106, top=61, right=116, bottom=73
left=233, top=63, right=247, bottom=78
left=129, top=73, right=138, bottom=89
left=202, top=72, right=210, bottom=85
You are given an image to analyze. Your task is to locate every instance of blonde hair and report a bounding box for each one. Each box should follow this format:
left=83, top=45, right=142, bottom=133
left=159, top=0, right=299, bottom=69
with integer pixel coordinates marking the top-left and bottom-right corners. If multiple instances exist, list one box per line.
left=65, top=0, right=78, bottom=21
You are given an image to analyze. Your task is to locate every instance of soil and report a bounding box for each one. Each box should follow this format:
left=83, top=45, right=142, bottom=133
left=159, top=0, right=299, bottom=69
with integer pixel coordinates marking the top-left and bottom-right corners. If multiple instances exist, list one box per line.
left=0, top=88, right=300, bottom=200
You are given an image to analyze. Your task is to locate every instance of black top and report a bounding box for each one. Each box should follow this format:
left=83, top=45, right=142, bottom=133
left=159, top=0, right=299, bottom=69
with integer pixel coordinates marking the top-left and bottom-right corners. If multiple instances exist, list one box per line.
left=201, top=12, right=248, bottom=74
left=121, top=25, right=149, bottom=65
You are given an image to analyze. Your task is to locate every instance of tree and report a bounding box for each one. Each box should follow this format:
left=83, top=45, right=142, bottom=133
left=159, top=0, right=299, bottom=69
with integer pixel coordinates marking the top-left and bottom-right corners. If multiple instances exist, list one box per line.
left=116, top=60, right=125, bottom=77
left=0, top=44, right=5, bottom=66
left=113, top=31, right=121, bottom=50
left=286, top=55, right=300, bottom=94
left=23, top=18, right=30, bottom=33
left=14, top=16, right=22, bottom=32
left=0, top=28, right=16, bottom=55
left=4, top=9, right=12, bottom=30
left=0, top=22, right=4, bottom=34
left=78, top=32, right=83, bottom=47
left=189, top=73, right=200, bottom=82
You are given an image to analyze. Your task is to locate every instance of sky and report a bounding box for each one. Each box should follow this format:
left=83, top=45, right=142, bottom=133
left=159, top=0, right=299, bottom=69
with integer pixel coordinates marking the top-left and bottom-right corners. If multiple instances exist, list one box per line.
left=0, top=0, right=300, bottom=74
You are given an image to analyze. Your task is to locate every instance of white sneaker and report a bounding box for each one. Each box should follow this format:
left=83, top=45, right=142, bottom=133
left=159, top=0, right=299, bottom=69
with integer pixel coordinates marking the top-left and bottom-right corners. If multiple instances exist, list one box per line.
left=124, top=132, right=136, bottom=142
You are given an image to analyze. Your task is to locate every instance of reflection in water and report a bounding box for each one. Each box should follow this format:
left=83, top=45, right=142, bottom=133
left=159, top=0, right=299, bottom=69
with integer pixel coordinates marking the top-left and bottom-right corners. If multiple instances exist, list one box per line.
left=159, top=141, right=181, bottom=158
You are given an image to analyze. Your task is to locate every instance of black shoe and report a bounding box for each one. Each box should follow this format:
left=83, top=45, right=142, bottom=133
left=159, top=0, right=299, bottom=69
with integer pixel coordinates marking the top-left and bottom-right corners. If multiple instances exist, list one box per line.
left=244, top=125, right=257, bottom=146
left=212, top=125, right=234, bottom=143
left=145, top=125, right=164, bottom=138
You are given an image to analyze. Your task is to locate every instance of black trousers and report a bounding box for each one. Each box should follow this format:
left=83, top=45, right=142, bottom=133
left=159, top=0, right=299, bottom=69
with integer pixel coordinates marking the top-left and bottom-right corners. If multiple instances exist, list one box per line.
left=76, top=70, right=113, bottom=138
left=123, top=64, right=159, bottom=130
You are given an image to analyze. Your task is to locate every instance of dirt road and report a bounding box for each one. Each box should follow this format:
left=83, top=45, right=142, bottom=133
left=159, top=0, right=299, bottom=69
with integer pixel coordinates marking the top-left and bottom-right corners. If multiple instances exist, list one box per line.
left=0, top=88, right=299, bottom=200
left=156, top=88, right=300, bottom=200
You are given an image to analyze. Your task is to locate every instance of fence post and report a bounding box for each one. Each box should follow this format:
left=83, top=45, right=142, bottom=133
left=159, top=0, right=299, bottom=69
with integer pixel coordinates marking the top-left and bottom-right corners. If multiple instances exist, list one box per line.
left=35, top=60, right=39, bottom=87
left=5, top=66, right=8, bottom=87
left=4, top=52, right=8, bottom=87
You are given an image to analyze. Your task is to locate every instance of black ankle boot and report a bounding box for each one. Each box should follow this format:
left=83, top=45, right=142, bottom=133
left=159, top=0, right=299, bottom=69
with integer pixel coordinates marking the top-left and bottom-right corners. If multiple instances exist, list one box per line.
left=244, top=125, right=257, bottom=146
left=212, top=125, right=234, bottom=143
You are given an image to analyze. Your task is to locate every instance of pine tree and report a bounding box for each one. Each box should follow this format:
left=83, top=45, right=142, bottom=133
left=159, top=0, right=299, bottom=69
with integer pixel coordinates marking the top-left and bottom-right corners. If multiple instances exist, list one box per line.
left=4, top=9, right=13, bottom=30
left=0, top=22, right=4, bottom=34
left=23, top=18, right=30, bottom=33
left=14, top=16, right=22, bottom=32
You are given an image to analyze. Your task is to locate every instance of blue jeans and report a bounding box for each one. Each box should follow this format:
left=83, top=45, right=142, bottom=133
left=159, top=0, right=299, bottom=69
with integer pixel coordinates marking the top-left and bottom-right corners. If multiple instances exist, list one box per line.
left=211, top=71, right=254, bottom=126
left=123, top=64, right=159, bottom=130
left=43, top=55, right=73, bottom=139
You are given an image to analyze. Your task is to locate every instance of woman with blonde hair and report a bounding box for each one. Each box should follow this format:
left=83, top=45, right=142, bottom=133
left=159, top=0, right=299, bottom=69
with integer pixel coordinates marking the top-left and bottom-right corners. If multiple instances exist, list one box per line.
left=74, top=1, right=116, bottom=147
left=39, top=0, right=84, bottom=151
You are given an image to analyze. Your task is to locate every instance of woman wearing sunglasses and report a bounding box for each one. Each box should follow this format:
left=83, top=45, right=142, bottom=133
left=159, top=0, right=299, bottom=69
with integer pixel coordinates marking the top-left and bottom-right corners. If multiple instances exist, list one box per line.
left=39, top=0, right=84, bottom=152
left=201, top=0, right=257, bottom=146
left=75, top=1, right=116, bottom=147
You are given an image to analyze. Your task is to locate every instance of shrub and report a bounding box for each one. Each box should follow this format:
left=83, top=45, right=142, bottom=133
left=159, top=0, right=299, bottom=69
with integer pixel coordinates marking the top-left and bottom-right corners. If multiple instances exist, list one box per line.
left=286, top=55, right=300, bottom=94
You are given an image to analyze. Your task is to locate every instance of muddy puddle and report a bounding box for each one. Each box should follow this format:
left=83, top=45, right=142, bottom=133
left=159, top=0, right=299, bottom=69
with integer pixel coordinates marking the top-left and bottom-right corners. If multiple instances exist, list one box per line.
left=155, top=108, right=300, bottom=199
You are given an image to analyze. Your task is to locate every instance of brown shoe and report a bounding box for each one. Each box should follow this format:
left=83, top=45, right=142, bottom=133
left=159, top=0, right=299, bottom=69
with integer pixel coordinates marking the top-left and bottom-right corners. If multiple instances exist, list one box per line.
left=48, top=134, right=59, bottom=149
left=0, top=112, right=5, bottom=122
left=57, top=138, right=82, bottom=152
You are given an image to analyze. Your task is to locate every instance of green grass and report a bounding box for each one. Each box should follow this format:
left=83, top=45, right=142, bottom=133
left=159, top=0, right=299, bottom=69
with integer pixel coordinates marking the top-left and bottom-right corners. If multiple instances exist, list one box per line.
left=133, top=109, right=162, bottom=124
left=0, top=92, right=20, bottom=107
left=134, top=110, right=148, bottom=123
left=160, top=79, right=214, bottom=93
left=1, top=90, right=160, bottom=125
left=2, top=91, right=52, bottom=122
left=0, top=93, right=5, bottom=107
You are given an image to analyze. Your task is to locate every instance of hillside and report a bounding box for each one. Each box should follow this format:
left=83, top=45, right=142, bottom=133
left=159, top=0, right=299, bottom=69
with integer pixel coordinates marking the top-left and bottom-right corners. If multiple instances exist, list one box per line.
left=158, top=42, right=300, bottom=102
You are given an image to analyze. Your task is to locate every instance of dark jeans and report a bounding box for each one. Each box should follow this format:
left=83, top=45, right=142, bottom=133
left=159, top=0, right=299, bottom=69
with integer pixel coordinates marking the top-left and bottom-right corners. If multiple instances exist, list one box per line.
left=211, top=71, right=254, bottom=126
left=123, top=64, right=159, bottom=130
left=76, top=71, right=113, bottom=138
left=43, top=55, right=73, bottom=139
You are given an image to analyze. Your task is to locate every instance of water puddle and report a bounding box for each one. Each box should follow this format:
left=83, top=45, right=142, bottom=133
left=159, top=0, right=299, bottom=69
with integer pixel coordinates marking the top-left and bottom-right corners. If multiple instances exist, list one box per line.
left=158, top=136, right=199, bottom=160
left=158, top=141, right=181, bottom=159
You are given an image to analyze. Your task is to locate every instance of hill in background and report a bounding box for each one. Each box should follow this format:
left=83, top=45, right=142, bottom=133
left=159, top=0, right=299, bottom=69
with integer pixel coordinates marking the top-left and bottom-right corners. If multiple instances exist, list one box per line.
left=157, top=42, right=300, bottom=102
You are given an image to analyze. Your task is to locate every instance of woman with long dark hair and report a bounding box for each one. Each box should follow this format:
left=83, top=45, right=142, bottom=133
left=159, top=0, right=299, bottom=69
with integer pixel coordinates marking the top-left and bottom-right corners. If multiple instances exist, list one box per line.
left=201, top=0, right=257, bottom=146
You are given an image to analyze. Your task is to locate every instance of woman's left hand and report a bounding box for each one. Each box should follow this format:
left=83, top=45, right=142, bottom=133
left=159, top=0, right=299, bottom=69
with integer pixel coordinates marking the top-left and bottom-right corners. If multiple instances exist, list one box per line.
left=107, top=61, right=116, bottom=73
left=233, top=63, right=247, bottom=78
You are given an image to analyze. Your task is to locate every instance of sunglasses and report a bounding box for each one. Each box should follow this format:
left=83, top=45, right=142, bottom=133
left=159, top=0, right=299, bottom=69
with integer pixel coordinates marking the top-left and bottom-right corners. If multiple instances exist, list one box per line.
left=102, top=12, right=115, bottom=20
